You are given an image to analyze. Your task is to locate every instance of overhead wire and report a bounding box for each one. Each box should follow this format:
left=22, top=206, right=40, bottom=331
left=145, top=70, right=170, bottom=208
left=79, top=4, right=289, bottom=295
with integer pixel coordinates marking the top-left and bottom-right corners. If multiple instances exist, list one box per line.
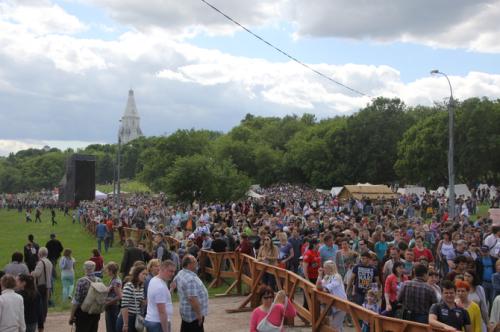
left=199, top=0, right=371, bottom=98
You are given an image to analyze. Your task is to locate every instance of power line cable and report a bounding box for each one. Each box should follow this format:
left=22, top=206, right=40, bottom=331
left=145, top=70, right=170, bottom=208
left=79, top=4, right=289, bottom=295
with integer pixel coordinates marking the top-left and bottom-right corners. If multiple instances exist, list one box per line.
left=199, top=0, right=370, bottom=97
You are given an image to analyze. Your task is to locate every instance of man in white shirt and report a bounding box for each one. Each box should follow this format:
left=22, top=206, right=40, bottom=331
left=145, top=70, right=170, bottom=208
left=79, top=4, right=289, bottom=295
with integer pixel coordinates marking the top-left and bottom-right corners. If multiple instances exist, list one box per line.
left=0, top=274, right=26, bottom=331
left=145, top=260, right=176, bottom=332
left=485, top=226, right=500, bottom=258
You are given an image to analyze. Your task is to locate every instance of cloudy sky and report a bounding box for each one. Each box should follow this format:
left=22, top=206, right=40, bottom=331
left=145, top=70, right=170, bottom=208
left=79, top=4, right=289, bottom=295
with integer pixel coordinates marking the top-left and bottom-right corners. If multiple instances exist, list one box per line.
left=1, top=0, right=500, bottom=155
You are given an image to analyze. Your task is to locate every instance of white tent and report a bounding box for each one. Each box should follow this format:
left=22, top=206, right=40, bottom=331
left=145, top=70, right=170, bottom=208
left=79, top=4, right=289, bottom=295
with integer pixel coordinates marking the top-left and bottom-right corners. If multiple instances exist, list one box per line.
left=247, top=190, right=265, bottom=199
left=316, top=189, right=331, bottom=195
left=397, top=186, right=426, bottom=196
left=446, top=184, right=472, bottom=198
left=95, top=190, right=107, bottom=200
left=436, top=186, right=446, bottom=195
left=330, top=187, right=343, bottom=197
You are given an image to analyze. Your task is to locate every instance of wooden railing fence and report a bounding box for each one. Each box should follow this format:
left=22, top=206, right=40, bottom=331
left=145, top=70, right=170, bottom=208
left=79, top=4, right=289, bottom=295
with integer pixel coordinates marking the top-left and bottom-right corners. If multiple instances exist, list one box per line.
left=82, top=224, right=445, bottom=332
left=198, top=250, right=445, bottom=332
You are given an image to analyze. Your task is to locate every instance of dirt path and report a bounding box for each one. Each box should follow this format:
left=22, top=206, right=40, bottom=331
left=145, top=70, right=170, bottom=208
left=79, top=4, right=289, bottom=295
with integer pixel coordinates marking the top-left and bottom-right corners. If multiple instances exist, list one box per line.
left=45, top=296, right=320, bottom=331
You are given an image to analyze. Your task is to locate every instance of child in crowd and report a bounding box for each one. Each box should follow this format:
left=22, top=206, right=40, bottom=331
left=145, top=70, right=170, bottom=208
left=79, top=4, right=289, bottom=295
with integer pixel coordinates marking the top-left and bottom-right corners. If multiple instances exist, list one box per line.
left=362, top=289, right=380, bottom=332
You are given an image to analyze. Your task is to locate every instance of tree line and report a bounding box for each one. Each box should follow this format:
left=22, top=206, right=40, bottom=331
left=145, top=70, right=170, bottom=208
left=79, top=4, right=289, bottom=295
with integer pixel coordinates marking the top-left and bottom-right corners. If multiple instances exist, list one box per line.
left=0, top=97, right=499, bottom=201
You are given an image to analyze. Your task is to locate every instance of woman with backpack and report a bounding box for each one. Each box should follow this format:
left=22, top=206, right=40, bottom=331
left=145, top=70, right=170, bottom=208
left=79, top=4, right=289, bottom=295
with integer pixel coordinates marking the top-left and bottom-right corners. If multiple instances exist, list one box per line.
left=117, top=265, right=147, bottom=332
left=69, top=261, right=108, bottom=332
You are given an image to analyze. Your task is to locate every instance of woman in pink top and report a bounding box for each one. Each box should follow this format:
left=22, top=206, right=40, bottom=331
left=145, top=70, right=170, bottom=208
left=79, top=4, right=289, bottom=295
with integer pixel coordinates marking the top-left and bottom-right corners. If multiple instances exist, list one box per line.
left=249, top=286, right=296, bottom=332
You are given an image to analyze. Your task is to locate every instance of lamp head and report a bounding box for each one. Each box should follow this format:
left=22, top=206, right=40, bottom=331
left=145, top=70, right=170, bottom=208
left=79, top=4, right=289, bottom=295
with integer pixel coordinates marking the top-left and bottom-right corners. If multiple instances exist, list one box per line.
left=430, top=69, right=440, bottom=75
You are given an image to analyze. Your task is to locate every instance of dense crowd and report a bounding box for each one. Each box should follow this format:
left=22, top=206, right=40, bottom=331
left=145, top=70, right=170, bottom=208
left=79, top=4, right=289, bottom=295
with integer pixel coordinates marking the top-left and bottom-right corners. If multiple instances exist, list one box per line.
left=1, top=183, right=500, bottom=332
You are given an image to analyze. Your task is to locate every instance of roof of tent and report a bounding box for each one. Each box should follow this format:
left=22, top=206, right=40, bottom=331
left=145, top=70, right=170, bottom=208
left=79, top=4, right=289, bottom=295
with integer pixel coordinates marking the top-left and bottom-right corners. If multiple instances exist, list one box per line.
left=397, top=186, right=426, bottom=196
left=331, top=187, right=343, bottom=197
left=446, top=184, right=472, bottom=198
left=95, top=190, right=107, bottom=200
left=247, top=190, right=265, bottom=199
left=316, top=189, right=331, bottom=195
left=338, top=184, right=398, bottom=200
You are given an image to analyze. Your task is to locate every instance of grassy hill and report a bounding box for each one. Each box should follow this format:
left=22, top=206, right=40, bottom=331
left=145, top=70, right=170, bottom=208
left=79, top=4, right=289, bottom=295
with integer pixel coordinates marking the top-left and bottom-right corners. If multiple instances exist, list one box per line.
left=0, top=209, right=123, bottom=311
left=96, top=179, right=151, bottom=194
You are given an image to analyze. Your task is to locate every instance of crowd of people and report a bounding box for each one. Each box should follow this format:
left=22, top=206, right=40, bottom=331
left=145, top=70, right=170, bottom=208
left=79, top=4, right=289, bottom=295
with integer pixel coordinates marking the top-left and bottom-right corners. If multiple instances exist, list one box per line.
left=1, top=183, right=500, bottom=332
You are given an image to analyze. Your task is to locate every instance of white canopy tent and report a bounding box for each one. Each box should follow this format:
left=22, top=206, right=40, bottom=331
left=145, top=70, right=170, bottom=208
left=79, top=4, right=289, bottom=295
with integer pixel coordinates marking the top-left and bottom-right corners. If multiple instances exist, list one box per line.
left=247, top=190, right=265, bottom=199
left=330, top=187, right=343, bottom=197
left=95, top=190, right=107, bottom=200
left=397, top=186, right=426, bottom=196
left=446, top=184, right=472, bottom=198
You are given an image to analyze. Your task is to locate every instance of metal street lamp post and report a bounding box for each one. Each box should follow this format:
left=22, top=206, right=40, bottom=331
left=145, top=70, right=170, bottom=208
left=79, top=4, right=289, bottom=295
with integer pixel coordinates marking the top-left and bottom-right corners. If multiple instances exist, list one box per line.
left=430, top=69, right=455, bottom=220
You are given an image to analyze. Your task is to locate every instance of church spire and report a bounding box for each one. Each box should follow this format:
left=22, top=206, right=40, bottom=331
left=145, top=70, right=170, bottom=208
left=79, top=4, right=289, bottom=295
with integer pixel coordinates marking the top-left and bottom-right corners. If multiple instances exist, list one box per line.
left=119, top=89, right=143, bottom=144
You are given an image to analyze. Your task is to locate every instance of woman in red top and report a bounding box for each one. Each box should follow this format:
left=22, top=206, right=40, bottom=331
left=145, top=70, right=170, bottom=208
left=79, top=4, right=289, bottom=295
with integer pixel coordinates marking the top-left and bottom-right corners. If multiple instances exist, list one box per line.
left=384, top=261, right=407, bottom=317
left=302, top=238, right=321, bottom=310
left=89, top=248, right=104, bottom=278
left=413, top=236, right=433, bottom=262
left=303, top=239, right=321, bottom=283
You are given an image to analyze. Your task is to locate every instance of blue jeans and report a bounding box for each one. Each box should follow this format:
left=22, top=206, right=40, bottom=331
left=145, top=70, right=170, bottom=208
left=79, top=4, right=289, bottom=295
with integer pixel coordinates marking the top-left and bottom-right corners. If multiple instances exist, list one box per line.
left=483, top=280, right=494, bottom=308
left=105, top=305, right=120, bottom=332
left=116, top=313, right=138, bottom=332
left=144, top=320, right=170, bottom=332
left=61, top=273, right=75, bottom=301
left=97, top=237, right=104, bottom=253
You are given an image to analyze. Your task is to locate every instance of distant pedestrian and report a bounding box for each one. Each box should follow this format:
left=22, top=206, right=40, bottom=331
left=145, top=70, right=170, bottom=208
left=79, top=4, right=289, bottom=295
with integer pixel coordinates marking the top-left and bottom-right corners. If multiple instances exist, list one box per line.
left=25, top=209, right=32, bottom=222
left=96, top=220, right=108, bottom=253
left=24, top=234, right=39, bottom=272
left=51, top=208, right=57, bottom=226
left=35, top=208, right=42, bottom=223
left=174, top=255, right=209, bottom=332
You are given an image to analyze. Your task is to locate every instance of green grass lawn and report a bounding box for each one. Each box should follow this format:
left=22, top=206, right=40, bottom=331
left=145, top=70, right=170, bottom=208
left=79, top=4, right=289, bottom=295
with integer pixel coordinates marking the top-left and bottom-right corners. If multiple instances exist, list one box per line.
left=0, top=209, right=123, bottom=311
left=96, top=180, right=151, bottom=194
left=0, top=208, right=238, bottom=311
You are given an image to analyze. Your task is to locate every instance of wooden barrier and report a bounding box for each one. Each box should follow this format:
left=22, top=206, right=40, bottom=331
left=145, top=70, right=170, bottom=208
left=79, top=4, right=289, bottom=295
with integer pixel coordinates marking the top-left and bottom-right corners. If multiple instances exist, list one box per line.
left=121, top=228, right=181, bottom=252
left=200, top=250, right=445, bottom=332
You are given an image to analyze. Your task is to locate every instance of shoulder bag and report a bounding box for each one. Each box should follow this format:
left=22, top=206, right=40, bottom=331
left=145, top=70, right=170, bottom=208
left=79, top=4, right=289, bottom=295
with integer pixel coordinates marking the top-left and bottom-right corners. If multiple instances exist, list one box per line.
left=133, top=287, right=145, bottom=332
left=256, top=297, right=288, bottom=332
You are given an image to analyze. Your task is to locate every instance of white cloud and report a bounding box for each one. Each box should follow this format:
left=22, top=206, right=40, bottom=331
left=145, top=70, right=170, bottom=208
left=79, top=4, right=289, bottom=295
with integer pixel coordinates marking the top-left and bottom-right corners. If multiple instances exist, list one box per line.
left=0, top=139, right=101, bottom=156
left=0, top=0, right=87, bottom=35
left=288, top=0, right=500, bottom=53
left=1, top=0, right=500, bottom=151
left=92, top=0, right=284, bottom=36
left=90, top=0, right=500, bottom=53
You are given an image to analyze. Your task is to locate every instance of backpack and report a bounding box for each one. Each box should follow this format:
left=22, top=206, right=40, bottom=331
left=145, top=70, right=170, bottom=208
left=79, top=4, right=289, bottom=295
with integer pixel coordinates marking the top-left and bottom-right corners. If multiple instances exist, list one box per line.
left=81, top=277, right=108, bottom=314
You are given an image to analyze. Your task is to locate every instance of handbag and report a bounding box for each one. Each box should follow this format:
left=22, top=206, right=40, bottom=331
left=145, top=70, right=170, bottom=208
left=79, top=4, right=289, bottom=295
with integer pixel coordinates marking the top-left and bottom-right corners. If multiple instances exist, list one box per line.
left=256, top=297, right=288, bottom=332
left=133, top=287, right=145, bottom=332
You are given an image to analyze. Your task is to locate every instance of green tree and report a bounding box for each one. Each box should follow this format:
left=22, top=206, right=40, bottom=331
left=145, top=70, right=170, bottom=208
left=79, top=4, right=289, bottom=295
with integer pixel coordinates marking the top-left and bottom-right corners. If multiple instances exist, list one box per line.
left=164, top=154, right=249, bottom=202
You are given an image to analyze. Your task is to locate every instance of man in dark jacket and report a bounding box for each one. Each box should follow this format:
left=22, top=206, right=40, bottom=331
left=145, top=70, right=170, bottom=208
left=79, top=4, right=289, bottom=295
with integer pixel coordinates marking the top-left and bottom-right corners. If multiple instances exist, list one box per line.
left=24, top=234, right=40, bottom=272
left=120, top=239, right=144, bottom=278
left=46, top=234, right=64, bottom=270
